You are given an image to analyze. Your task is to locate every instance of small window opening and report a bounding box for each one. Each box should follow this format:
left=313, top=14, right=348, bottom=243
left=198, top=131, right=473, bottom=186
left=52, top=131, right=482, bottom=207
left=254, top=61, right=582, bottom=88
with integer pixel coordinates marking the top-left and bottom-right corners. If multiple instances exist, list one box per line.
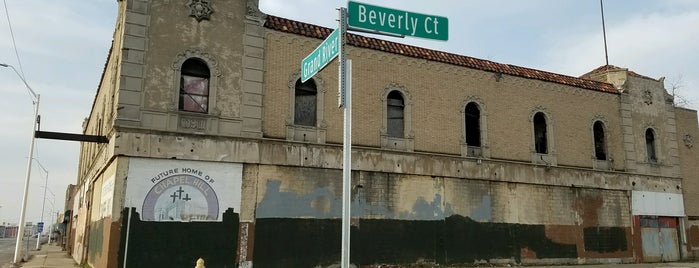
left=593, top=121, right=606, bottom=160
left=646, top=128, right=657, bottom=163
left=465, top=102, right=481, bottom=147
left=387, top=91, right=404, bottom=138
left=294, top=79, right=317, bottom=126
left=534, top=112, right=548, bottom=154
left=179, top=59, right=210, bottom=113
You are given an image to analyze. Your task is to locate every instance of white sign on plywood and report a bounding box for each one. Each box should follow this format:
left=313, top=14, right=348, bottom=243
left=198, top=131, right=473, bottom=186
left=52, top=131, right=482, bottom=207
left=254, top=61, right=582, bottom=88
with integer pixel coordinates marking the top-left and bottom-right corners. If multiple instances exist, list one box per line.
left=125, top=158, right=243, bottom=222
left=631, top=191, right=685, bottom=217
left=99, top=175, right=115, bottom=219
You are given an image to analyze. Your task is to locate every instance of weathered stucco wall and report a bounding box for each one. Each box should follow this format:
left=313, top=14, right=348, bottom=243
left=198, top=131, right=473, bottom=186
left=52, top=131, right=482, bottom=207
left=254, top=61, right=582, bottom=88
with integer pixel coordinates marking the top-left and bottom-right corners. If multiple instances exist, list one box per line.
left=675, top=108, right=699, bottom=217
left=623, top=76, right=681, bottom=177
left=141, top=1, right=245, bottom=116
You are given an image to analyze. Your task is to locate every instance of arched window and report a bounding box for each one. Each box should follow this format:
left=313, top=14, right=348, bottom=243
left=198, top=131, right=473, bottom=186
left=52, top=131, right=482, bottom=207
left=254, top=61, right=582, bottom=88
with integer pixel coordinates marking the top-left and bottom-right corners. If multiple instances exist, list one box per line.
left=465, top=102, right=481, bottom=147
left=645, top=128, right=657, bottom=163
left=534, top=112, right=548, bottom=154
left=179, top=58, right=210, bottom=113
left=593, top=121, right=606, bottom=160
left=387, top=91, right=404, bottom=138
left=294, top=78, right=317, bottom=126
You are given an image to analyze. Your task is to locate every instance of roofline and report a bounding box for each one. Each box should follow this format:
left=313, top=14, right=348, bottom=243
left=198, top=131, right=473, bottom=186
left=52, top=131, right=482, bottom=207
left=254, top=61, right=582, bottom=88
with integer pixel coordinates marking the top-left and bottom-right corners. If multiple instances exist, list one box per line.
left=264, top=15, right=618, bottom=94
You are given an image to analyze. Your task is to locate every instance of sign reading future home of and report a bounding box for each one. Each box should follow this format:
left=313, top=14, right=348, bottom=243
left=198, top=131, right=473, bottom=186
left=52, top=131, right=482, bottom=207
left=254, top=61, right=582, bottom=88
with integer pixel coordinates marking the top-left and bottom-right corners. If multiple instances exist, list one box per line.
left=348, top=1, right=448, bottom=41
left=125, top=158, right=243, bottom=222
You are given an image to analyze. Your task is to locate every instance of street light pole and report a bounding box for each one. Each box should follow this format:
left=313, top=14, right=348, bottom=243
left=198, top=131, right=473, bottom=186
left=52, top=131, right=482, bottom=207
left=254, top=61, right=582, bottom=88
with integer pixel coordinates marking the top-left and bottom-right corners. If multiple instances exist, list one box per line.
left=1, top=63, right=40, bottom=264
left=33, top=161, right=48, bottom=250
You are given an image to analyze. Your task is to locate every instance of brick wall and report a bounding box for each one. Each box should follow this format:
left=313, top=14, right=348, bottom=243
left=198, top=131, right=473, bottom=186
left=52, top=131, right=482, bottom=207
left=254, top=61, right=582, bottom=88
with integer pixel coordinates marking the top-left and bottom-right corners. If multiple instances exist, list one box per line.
left=263, top=31, right=623, bottom=169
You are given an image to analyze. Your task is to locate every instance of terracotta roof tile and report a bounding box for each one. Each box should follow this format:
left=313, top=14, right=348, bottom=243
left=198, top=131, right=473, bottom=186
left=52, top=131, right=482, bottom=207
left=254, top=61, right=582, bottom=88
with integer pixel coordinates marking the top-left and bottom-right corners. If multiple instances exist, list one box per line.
left=265, top=15, right=618, bottom=94
left=581, top=64, right=658, bottom=81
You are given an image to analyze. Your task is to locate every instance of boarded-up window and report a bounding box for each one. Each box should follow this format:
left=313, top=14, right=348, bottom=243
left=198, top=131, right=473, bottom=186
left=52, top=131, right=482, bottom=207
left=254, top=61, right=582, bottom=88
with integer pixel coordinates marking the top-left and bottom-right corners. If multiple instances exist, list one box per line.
left=294, top=79, right=317, bottom=126
left=534, top=112, right=548, bottom=154
left=594, top=121, right=606, bottom=160
left=465, top=102, right=481, bottom=147
left=179, top=59, right=210, bottom=113
left=646, top=128, right=657, bottom=163
left=387, top=91, right=404, bottom=138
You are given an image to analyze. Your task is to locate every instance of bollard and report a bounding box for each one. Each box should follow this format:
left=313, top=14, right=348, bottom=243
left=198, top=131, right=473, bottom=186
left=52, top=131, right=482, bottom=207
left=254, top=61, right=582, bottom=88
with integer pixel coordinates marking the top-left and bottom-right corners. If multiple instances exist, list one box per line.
left=194, top=258, right=205, bottom=268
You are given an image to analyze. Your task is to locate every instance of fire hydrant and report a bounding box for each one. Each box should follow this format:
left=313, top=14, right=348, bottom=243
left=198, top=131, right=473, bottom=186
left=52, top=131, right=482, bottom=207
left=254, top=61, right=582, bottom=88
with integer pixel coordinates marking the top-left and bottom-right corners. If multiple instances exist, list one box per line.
left=194, top=258, right=205, bottom=268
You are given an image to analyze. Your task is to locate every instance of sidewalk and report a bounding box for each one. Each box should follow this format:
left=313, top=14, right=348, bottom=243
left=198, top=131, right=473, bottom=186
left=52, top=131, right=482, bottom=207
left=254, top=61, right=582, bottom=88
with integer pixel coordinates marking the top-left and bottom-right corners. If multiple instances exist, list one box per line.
left=11, top=244, right=78, bottom=268
left=523, top=262, right=699, bottom=268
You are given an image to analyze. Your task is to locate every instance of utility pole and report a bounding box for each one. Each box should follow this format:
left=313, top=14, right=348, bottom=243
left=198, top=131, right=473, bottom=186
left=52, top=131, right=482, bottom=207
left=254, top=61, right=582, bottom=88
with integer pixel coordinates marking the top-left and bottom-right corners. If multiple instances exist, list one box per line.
left=1, top=63, right=40, bottom=264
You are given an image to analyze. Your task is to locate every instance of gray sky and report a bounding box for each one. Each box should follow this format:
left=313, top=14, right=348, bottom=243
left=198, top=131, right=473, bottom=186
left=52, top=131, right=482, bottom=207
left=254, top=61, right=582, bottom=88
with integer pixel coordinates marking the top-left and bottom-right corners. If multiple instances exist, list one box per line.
left=1, top=0, right=698, bottom=225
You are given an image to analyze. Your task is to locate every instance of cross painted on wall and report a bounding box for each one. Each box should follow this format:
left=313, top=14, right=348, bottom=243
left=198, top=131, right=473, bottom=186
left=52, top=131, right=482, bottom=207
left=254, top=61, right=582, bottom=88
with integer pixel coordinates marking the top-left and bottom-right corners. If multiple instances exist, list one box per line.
left=170, top=186, right=191, bottom=203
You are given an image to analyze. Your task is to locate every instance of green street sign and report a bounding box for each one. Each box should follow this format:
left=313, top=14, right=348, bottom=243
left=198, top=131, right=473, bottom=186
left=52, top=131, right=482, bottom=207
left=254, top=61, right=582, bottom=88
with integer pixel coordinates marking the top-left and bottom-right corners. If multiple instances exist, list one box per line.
left=302, top=28, right=341, bottom=82
left=348, top=1, right=448, bottom=41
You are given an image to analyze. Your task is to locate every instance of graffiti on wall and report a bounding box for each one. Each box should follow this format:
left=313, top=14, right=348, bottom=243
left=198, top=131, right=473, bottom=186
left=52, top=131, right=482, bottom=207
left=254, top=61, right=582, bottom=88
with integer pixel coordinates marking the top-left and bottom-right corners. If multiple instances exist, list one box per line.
left=126, top=158, right=242, bottom=222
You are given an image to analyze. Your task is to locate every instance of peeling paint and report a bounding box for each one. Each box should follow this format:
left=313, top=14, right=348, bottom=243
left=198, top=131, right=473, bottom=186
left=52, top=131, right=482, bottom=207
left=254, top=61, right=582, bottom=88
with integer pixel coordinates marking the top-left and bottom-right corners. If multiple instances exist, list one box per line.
left=470, top=195, right=492, bottom=221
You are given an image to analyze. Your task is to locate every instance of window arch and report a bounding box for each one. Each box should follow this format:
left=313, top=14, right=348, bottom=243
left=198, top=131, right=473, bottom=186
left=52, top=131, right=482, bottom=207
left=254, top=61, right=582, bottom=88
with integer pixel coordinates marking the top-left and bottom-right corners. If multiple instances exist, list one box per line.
left=464, top=102, right=481, bottom=147
left=381, top=84, right=413, bottom=151
left=645, top=128, right=657, bottom=163
left=179, top=58, right=211, bottom=113
left=286, top=74, right=326, bottom=143
left=386, top=90, right=405, bottom=138
left=533, top=112, right=548, bottom=154
left=172, top=49, right=220, bottom=118
left=294, top=78, right=317, bottom=126
left=593, top=121, right=607, bottom=160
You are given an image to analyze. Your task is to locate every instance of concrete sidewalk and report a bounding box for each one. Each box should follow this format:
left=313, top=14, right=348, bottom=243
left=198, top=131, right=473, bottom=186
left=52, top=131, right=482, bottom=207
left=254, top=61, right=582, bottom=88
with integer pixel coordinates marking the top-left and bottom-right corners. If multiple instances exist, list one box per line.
left=8, top=244, right=78, bottom=268
left=523, top=262, right=699, bottom=268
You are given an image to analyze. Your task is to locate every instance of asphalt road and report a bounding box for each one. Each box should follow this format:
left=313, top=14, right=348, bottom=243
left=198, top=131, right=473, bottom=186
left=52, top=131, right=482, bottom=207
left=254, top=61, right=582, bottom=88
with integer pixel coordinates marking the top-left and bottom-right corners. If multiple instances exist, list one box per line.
left=0, top=236, right=38, bottom=266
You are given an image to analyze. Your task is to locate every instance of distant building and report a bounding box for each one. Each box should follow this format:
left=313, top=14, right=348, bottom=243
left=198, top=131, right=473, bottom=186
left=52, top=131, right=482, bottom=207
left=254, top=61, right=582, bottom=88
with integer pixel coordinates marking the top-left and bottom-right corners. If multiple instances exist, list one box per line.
left=69, top=0, right=699, bottom=267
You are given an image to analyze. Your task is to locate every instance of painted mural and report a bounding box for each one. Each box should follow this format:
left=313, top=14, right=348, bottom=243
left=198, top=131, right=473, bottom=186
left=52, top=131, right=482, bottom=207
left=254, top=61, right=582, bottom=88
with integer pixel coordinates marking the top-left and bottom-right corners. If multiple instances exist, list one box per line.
left=126, top=158, right=242, bottom=222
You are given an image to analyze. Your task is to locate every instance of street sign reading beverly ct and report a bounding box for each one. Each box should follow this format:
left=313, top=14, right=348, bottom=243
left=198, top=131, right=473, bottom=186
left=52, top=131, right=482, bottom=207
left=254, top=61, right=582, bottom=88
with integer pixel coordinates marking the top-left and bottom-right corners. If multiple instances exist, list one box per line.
left=301, top=28, right=341, bottom=82
left=348, top=1, right=448, bottom=41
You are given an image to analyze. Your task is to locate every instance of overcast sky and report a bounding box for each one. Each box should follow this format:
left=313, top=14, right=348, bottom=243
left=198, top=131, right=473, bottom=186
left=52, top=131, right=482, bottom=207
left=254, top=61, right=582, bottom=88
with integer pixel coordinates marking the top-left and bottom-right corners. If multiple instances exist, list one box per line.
left=1, top=0, right=697, bottom=226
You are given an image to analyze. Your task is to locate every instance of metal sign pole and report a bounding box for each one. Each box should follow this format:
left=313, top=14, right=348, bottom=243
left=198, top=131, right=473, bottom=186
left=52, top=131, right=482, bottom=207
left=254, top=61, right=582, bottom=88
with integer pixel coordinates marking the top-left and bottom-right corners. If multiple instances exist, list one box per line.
left=339, top=7, right=351, bottom=268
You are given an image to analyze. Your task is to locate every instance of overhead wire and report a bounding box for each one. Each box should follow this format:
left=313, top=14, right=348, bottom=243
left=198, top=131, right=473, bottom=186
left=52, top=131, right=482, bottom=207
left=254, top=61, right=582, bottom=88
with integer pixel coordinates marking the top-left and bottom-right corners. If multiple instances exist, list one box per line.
left=3, top=0, right=26, bottom=77
left=3, top=0, right=43, bottom=175
left=2, top=0, right=33, bottom=102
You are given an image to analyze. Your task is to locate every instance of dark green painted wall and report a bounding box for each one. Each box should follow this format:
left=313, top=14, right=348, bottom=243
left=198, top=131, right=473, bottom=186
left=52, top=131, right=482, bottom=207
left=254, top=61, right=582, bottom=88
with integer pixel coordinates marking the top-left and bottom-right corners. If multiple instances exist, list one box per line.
left=253, top=215, right=630, bottom=267
left=117, top=208, right=239, bottom=268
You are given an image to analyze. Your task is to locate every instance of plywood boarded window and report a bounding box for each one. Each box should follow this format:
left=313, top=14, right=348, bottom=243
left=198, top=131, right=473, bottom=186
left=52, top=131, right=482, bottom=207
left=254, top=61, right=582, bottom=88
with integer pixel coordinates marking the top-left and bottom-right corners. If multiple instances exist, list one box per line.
left=593, top=121, right=607, bottom=160
left=294, top=79, right=317, bottom=126
left=534, top=112, right=548, bottom=154
left=179, top=58, right=210, bottom=113
left=387, top=90, right=404, bottom=138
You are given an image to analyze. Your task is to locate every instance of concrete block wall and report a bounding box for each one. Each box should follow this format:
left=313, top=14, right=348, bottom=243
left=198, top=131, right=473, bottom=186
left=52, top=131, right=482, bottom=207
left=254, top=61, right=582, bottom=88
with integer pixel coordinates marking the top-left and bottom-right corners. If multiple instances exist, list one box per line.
left=247, top=164, right=634, bottom=265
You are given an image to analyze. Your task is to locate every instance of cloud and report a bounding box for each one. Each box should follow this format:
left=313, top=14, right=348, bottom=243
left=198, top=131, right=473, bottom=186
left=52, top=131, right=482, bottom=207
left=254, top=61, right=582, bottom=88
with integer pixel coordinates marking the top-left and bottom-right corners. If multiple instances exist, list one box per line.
left=541, top=5, right=699, bottom=109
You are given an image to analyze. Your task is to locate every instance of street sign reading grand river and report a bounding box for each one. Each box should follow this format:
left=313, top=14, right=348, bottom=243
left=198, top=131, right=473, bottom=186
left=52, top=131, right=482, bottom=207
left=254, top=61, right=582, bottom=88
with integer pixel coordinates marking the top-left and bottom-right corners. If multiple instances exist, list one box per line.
left=301, top=28, right=340, bottom=82
left=348, top=1, right=448, bottom=41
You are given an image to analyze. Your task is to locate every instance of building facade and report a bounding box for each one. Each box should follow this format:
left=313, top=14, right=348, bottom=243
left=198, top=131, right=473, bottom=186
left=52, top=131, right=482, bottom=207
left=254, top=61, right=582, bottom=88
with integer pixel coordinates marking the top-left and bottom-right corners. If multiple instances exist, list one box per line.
left=67, top=0, right=699, bottom=267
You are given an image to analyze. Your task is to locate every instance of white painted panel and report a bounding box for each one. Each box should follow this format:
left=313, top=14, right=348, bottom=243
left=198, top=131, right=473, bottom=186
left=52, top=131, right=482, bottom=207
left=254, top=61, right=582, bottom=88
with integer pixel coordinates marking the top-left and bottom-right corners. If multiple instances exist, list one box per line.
left=125, top=157, right=243, bottom=222
left=632, top=191, right=685, bottom=216
left=99, top=175, right=115, bottom=219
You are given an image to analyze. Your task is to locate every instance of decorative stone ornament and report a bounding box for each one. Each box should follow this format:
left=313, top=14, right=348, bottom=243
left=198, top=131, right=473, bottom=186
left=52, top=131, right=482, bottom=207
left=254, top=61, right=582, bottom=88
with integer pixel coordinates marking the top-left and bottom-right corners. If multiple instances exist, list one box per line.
left=187, top=0, right=213, bottom=22
left=685, top=134, right=694, bottom=149
left=642, top=90, right=653, bottom=105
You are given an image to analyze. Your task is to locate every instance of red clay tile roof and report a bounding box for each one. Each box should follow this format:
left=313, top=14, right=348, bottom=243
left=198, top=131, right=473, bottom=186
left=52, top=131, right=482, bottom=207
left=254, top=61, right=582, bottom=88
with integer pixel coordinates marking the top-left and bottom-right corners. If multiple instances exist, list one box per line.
left=265, top=15, right=618, bottom=94
left=581, top=64, right=658, bottom=81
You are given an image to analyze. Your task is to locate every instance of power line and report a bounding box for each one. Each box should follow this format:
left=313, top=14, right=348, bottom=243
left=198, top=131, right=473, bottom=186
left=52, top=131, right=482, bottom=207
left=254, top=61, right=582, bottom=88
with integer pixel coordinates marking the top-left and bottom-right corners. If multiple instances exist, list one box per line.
left=3, top=0, right=29, bottom=84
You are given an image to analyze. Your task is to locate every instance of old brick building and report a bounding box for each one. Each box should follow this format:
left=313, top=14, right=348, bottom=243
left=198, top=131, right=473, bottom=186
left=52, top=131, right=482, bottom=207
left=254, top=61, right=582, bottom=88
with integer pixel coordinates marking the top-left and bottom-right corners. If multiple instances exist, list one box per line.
left=68, top=0, right=699, bottom=267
